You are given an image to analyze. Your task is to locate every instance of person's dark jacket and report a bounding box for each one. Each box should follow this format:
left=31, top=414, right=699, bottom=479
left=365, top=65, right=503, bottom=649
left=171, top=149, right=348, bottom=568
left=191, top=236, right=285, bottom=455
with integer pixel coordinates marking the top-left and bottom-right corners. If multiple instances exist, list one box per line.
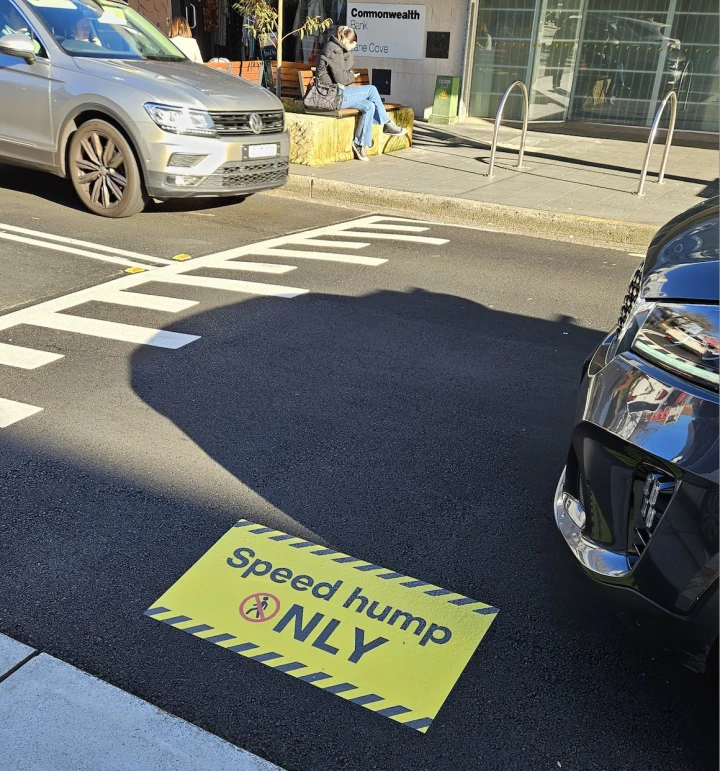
left=317, top=36, right=356, bottom=87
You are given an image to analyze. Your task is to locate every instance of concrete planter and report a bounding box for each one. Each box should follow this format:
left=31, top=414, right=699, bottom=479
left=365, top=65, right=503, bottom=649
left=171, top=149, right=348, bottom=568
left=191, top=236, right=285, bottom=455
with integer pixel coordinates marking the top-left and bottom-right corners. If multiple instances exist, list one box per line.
left=282, top=99, right=414, bottom=166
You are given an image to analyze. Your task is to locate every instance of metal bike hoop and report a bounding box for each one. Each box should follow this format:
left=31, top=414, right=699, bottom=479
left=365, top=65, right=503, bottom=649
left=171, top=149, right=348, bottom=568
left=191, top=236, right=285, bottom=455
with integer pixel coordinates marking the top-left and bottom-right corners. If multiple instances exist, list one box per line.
left=636, top=91, right=678, bottom=197
left=487, top=81, right=529, bottom=178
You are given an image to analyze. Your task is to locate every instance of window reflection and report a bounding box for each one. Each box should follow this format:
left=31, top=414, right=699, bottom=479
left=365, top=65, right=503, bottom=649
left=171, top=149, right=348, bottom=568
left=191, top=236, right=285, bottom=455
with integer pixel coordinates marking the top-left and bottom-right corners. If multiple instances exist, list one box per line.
left=467, top=0, right=719, bottom=132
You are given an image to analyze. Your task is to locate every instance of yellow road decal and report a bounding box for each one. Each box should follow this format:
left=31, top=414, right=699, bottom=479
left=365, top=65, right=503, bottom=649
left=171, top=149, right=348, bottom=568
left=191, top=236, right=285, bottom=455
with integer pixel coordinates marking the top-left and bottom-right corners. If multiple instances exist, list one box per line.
left=146, top=520, right=499, bottom=733
left=172, top=254, right=192, bottom=261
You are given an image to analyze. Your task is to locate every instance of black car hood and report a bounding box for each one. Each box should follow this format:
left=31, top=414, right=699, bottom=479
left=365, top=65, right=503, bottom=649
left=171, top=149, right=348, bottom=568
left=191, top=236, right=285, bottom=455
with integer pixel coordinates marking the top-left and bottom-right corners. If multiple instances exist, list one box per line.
left=642, top=197, right=719, bottom=302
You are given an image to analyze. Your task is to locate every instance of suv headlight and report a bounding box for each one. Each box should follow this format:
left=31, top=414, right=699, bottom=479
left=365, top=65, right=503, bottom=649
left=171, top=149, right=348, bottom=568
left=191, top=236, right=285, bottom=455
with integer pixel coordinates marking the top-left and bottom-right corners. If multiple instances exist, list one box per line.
left=144, top=103, right=216, bottom=137
left=632, top=303, right=719, bottom=390
left=609, top=286, right=719, bottom=390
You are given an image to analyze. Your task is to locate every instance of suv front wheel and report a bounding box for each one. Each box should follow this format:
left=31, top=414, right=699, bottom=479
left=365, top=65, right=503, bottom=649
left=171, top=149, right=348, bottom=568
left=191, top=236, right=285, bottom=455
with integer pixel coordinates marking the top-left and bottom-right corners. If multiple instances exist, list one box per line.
left=68, top=119, right=147, bottom=217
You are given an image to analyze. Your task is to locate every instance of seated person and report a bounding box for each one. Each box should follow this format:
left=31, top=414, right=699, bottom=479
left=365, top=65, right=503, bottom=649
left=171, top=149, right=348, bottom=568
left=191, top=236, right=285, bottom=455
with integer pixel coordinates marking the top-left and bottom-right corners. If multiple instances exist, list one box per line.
left=73, top=17, right=101, bottom=46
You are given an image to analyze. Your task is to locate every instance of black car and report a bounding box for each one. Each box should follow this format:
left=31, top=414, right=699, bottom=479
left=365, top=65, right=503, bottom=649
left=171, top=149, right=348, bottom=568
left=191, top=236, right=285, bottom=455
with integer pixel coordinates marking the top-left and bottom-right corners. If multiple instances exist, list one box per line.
left=555, top=197, right=719, bottom=674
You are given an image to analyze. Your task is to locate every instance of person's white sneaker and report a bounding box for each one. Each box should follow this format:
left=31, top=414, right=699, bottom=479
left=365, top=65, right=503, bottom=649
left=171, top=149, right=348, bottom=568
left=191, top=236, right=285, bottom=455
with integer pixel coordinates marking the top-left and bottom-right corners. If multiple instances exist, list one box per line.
left=352, top=141, right=369, bottom=161
left=383, top=122, right=407, bottom=136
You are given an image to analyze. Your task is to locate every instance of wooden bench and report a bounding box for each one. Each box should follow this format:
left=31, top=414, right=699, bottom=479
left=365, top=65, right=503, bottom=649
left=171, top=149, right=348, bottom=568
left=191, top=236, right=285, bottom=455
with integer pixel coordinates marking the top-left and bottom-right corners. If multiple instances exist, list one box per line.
left=279, top=61, right=313, bottom=99
left=298, top=69, right=402, bottom=116
left=205, top=60, right=231, bottom=74
left=205, top=60, right=277, bottom=86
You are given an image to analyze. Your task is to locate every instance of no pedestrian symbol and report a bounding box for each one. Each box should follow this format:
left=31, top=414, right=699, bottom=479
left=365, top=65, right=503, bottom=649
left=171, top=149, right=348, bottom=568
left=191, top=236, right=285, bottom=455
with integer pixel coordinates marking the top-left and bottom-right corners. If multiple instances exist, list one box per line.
left=239, top=592, right=281, bottom=623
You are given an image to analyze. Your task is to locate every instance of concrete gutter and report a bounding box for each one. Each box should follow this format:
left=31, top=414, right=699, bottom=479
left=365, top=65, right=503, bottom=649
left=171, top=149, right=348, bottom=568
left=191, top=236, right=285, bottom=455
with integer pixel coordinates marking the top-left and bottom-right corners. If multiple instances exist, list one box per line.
left=269, top=174, right=659, bottom=252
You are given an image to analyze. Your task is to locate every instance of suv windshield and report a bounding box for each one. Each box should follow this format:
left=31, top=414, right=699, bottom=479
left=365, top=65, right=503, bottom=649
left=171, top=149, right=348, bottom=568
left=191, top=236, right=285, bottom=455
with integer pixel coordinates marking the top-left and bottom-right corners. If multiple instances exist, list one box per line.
left=26, top=0, right=186, bottom=60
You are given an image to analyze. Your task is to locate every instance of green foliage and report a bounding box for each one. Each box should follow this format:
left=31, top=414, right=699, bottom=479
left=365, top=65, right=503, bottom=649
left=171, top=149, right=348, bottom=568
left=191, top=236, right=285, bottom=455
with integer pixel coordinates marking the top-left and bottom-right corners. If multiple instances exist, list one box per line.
left=233, top=0, right=332, bottom=44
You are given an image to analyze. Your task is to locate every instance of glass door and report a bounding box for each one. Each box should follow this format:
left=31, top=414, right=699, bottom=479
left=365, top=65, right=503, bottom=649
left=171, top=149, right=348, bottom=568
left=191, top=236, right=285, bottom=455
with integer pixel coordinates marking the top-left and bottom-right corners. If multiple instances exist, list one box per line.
left=670, top=0, right=719, bottom=132
left=467, top=1, right=539, bottom=121
left=569, top=0, right=675, bottom=127
left=527, top=0, right=585, bottom=121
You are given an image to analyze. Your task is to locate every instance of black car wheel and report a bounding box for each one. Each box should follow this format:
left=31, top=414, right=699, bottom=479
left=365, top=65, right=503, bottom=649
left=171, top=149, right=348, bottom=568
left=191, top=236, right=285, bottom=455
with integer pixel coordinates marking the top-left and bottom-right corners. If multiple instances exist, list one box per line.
left=69, top=120, right=147, bottom=218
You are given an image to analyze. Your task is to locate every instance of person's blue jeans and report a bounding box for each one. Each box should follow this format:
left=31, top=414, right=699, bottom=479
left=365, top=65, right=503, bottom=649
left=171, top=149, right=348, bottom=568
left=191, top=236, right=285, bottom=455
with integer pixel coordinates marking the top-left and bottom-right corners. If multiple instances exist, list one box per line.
left=341, top=84, right=390, bottom=148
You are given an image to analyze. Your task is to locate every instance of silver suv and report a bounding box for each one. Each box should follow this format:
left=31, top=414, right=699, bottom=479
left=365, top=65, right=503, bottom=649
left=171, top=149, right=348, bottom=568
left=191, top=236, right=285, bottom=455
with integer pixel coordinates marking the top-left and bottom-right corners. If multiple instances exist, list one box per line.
left=0, top=0, right=289, bottom=217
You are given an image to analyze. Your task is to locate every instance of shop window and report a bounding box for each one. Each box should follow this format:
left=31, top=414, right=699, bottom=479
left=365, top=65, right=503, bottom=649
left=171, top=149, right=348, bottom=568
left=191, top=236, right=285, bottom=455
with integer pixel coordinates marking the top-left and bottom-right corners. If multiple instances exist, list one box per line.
left=279, top=0, right=346, bottom=64
left=467, top=0, right=718, bottom=132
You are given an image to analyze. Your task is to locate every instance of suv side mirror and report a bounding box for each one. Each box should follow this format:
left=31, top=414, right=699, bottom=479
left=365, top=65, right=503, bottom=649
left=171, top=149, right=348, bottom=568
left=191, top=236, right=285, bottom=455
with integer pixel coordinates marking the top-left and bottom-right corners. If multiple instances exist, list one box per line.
left=0, top=34, right=37, bottom=64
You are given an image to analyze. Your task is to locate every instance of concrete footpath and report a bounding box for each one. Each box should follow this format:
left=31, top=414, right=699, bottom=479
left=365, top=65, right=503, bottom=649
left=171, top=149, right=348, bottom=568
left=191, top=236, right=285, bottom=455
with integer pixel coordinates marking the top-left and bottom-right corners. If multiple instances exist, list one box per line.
left=274, top=121, right=719, bottom=251
left=0, top=632, right=282, bottom=771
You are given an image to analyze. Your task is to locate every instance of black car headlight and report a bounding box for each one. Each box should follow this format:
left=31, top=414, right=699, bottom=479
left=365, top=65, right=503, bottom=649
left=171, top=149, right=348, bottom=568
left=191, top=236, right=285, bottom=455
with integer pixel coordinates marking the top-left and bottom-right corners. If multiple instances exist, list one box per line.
left=609, top=295, right=719, bottom=390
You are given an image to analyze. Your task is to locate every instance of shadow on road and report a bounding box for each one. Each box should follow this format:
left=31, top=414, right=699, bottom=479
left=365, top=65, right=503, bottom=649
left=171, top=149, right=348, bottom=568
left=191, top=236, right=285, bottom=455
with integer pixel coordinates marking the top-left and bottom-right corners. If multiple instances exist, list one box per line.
left=0, top=163, right=250, bottom=216
left=0, top=284, right=716, bottom=770
left=125, top=287, right=718, bottom=769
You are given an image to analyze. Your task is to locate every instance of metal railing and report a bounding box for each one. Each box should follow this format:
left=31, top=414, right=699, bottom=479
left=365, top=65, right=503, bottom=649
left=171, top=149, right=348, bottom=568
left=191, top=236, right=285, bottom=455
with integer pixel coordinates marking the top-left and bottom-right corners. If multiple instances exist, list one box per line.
left=487, top=81, right=529, bottom=178
left=636, top=91, right=677, bottom=197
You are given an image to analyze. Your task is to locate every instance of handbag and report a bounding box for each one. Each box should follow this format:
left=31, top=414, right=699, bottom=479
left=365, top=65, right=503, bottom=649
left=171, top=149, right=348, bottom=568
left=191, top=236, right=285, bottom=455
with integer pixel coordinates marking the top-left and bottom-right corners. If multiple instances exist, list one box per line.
left=303, top=77, right=343, bottom=111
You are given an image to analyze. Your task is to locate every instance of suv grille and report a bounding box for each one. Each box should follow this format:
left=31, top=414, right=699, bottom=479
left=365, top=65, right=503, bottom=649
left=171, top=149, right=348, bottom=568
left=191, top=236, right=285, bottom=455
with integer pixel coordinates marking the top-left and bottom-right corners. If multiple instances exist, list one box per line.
left=198, top=159, right=288, bottom=190
left=210, top=111, right=284, bottom=135
left=627, top=469, right=676, bottom=566
left=615, top=264, right=644, bottom=333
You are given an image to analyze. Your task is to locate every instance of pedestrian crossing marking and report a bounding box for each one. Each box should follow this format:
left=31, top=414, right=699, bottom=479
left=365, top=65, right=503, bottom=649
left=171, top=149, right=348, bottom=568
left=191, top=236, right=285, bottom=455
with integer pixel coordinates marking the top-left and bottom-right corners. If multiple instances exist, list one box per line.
left=157, top=274, right=308, bottom=298
left=290, top=239, right=371, bottom=249
left=361, top=224, right=429, bottom=233
left=25, top=312, right=201, bottom=349
left=201, top=259, right=297, bottom=275
left=0, top=215, right=455, bottom=428
left=97, top=291, right=199, bottom=313
left=0, top=397, right=43, bottom=428
left=254, top=248, right=387, bottom=267
left=0, top=343, right=64, bottom=370
left=335, top=231, right=449, bottom=245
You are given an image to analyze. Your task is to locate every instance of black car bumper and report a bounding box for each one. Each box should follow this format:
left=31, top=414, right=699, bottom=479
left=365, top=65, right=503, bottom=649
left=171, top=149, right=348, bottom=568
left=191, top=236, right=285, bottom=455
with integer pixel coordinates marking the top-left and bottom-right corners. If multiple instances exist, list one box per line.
left=555, top=334, right=719, bottom=672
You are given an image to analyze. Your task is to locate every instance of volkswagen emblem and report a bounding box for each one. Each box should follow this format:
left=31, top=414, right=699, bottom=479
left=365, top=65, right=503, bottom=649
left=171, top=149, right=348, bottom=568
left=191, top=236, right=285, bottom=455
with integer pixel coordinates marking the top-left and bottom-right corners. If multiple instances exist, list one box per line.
left=248, top=113, right=263, bottom=135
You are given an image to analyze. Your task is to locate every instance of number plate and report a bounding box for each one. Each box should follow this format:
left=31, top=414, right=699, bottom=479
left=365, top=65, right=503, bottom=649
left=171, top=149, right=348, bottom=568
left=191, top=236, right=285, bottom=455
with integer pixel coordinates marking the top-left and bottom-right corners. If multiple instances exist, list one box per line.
left=247, top=143, right=278, bottom=159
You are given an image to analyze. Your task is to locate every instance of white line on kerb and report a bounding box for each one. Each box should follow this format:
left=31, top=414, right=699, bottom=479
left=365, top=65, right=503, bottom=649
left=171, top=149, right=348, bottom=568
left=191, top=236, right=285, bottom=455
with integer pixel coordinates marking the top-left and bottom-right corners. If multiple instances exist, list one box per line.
left=0, top=398, right=43, bottom=428
left=0, top=222, right=172, bottom=265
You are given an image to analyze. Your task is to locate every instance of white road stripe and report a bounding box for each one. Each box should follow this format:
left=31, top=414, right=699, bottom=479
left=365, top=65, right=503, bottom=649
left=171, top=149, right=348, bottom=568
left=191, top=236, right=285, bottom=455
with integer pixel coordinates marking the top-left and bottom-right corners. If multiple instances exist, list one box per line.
left=351, top=224, right=429, bottom=233
left=289, top=239, right=371, bottom=249
left=0, top=232, right=153, bottom=270
left=0, top=398, right=43, bottom=428
left=96, top=291, right=199, bottom=313
left=332, top=231, right=449, bottom=245
left=0, top=215, right=448, bottom=429
left=25, top=313, right=200, bottom=349
left=157, top=274, right=308, bottom=298
left=0, top=343, right=64, bottom=370
left=201, top=260, right=297, bottom=274
left=254, top=248, right=387, bottom=266
left=0, top=223, right=172, bottom=265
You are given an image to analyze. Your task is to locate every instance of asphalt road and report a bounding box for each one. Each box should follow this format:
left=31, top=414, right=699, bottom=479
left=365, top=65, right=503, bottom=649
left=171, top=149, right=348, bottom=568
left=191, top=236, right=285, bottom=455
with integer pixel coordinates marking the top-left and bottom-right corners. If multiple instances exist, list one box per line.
left=0, top=167, right=717, bottom=771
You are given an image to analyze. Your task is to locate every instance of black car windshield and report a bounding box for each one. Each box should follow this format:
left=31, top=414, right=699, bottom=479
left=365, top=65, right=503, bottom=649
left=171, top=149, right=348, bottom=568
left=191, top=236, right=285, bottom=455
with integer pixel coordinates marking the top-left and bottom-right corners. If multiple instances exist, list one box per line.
left=26, top=0, right=186, bottom=60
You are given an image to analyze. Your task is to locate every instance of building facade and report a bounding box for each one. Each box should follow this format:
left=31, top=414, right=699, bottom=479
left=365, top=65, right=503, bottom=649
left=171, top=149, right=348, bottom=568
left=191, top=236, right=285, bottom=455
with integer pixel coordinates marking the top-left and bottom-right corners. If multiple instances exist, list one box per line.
left=279, top=0, right=719, bottom=133
left=465, top=0, right=719, bottom=133
left=144, top=0, right=718, bottom=134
